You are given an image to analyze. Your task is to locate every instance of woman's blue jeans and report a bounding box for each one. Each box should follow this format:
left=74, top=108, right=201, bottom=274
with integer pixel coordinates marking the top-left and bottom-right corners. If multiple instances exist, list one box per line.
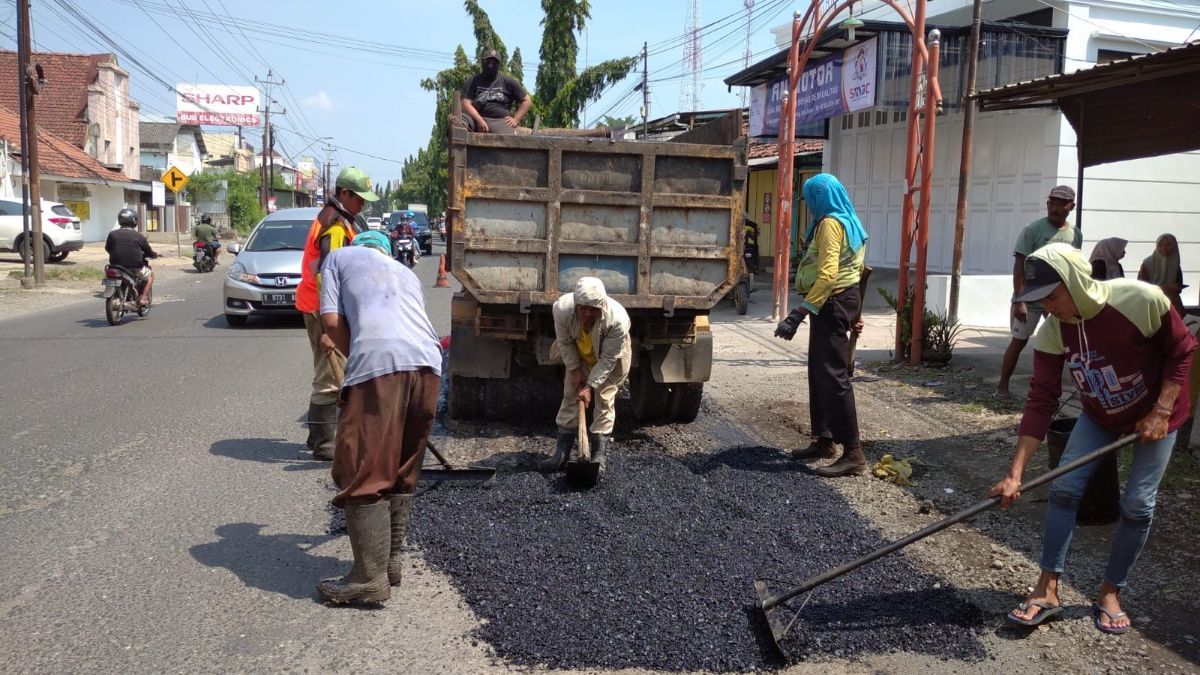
left=1040, top=413, right=1174, bottom=588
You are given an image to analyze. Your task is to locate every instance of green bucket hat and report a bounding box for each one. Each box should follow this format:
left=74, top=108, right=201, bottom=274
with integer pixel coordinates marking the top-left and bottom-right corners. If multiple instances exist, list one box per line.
left=335, top=166, right=379, bottom=202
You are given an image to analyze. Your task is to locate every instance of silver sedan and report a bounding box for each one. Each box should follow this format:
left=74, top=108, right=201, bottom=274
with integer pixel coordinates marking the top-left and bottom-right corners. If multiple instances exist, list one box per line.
left=222, top=207, right=319, bottom=326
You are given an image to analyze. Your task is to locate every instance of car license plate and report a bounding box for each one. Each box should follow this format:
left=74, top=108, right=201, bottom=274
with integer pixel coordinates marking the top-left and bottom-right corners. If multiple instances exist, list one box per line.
left=263, top=292, right=294, bottom=306
left=103, top=279, right=122, bottom=287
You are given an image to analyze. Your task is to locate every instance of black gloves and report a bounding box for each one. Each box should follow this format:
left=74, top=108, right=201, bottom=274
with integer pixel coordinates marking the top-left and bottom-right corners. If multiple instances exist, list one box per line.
left=774, top=308, right=807, bottom=341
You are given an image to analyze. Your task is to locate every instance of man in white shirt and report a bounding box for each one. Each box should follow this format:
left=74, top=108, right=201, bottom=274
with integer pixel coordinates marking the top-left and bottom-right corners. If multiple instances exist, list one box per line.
left=315, top=230, right=443, bottom=605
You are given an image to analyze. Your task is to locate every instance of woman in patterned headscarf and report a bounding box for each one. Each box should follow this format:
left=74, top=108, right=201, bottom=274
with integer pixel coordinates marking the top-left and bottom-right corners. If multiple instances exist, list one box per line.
left=1138, top=234, right=1185, bottom=315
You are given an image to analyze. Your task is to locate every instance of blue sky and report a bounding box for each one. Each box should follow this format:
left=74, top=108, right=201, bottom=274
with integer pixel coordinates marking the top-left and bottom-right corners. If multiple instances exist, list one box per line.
left=12, top=0, right=799, bottom=184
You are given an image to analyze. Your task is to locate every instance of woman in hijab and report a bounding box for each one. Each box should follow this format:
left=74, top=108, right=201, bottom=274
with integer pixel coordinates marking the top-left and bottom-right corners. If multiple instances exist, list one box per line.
left=991, top=243, right=1195, bottom=633
left=773, top=173, right=869, bottom=477
left=1089, top=237, right=1127, bottom=280
left=1138, top=234, right=1185, bottom=315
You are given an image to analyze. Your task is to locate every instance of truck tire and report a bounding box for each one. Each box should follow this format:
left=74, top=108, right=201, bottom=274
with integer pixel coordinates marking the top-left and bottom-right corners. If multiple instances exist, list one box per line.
left=732, top=283, right=748, bottom=315
left=667, top=382, right=703, bottom=423
left=450, top=375, right=486, bottom=420
left=630, top=366, right=669, bottom=422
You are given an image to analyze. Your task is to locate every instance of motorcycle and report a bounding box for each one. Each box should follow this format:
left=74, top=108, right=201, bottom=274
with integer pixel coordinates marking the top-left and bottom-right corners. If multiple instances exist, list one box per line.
left=102, top=265, right=152, bottom=325
left=193, top=241, right=216, bottom=273
left=393, top=235, right=418, bottom=268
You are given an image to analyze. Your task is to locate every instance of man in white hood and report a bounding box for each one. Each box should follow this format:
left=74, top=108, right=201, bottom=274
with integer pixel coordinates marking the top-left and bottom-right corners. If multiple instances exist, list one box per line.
left=543, top=277, right=632, bottom=473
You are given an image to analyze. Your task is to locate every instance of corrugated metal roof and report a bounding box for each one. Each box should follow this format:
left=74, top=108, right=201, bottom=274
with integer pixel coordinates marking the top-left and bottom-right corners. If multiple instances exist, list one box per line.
left=977, top=41, right=1200, bottom=167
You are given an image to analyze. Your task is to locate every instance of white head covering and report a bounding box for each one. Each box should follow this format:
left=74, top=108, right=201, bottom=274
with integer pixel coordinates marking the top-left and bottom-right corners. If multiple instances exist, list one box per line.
left=573, top=277, right=607, bottom=309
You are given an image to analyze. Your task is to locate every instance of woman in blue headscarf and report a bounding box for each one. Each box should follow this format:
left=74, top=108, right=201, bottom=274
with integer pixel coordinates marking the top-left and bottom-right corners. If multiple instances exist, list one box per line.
left=773, top=173, right=869, bottom=477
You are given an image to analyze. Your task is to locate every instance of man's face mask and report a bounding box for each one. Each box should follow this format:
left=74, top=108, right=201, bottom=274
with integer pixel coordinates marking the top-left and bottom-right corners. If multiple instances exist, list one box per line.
left=483, top=59, right=500, bottom=76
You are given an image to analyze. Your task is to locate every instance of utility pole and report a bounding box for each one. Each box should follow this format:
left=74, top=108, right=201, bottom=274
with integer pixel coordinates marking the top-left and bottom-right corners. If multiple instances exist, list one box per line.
left=948, top=0, right=983, bottom=324
left=255, top=70, right=285, bottom=211
left=321, top=143, right=336, bottom=201
left=641, top=42, right=649, bottom=139
left=17, top=0, right=44, bottom=287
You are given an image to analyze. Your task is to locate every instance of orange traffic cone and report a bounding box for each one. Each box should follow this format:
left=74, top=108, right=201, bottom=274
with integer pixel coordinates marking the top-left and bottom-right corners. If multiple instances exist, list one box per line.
left=435, top=254, right=451, bottom=288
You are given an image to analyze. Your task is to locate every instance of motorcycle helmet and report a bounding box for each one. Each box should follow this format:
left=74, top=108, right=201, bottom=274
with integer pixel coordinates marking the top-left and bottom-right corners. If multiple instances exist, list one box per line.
left=405, top=211, right=415, bottom=218
left=200, top=214, right=212, bottom=225
left=117, top=208, right=138, bottom=228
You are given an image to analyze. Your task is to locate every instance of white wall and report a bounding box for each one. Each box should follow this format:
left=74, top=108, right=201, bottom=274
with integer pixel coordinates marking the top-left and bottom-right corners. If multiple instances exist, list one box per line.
left=826, top=107, right=1059, bottom=277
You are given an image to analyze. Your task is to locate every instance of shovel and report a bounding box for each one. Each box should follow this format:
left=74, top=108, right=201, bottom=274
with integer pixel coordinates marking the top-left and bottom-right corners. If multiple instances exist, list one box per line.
left=421, top=439, right=497, bottom=484
left=754, top=432, right=1138, bottom=657
left=565, top=399, right=600, bottom=488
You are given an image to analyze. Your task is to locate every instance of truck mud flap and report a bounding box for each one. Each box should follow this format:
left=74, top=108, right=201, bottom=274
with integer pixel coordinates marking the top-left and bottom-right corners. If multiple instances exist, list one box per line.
left=649, top=331, right=713, bottom=384
left=448, top=324, right=512, bottom=379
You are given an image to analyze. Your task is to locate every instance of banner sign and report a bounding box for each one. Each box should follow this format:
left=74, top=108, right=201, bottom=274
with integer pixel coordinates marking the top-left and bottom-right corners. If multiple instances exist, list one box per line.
left=749, top=38, right=877, bottom=137
left=176, top=84, right=261, bottom=127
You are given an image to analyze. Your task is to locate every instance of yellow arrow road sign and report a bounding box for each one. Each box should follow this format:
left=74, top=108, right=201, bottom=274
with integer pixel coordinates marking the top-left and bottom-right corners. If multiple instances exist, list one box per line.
left=163, top=166, right=189, bottom=193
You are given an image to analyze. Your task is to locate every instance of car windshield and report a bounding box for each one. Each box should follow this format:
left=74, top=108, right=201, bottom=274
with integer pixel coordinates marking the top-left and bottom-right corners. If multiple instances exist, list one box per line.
left=411, top=213, right=430, bottom=231
left=244, top=219, right=310, bottom=251
left=52, top=204, right=76, bottom=218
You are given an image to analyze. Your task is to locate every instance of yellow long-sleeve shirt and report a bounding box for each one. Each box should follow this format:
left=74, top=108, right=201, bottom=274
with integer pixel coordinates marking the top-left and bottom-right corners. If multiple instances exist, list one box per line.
left=795, top=216, right=865, bottom=313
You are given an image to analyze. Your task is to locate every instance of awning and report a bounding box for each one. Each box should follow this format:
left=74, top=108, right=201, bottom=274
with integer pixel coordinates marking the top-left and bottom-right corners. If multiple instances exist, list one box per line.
left=976, top=41, right=1200, bottom=167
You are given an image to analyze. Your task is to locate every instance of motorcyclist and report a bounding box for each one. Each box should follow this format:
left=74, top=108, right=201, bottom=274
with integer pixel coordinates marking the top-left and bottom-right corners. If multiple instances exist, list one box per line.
left=194, top=214, right=220, bottom=265
left=104, top=208, right=159, bottom=308
left=393, top=213, right=419, bottom=265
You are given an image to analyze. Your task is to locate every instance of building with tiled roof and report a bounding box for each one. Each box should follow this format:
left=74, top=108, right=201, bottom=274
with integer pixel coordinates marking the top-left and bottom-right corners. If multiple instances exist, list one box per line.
left=138, top=121, right=207, bottom=180
left=0, top=104, right=148, bottom=241
left=0, top=50, right=141, bottom=181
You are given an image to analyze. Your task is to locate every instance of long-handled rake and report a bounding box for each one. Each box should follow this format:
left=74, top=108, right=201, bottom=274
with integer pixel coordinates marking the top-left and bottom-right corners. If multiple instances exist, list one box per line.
left=754, top=433, right=1137, bottom=656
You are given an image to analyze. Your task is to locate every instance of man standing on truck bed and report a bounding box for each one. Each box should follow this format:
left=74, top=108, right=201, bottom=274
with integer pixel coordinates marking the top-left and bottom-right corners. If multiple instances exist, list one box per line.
left=542, top=277, right=631, bottom=475
left=458, top=49, right=531, bottom=135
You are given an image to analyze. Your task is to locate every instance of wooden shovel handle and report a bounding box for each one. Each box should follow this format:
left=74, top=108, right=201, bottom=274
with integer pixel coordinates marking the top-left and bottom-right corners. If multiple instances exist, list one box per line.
left=327, top=346, right=346, bottom=383
left=577, top=399, right=591, bottom=461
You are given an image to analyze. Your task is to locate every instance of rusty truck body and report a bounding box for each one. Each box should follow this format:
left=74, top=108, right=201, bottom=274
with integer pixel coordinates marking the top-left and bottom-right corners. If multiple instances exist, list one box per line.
left=446, top=116, right=747, bottom=423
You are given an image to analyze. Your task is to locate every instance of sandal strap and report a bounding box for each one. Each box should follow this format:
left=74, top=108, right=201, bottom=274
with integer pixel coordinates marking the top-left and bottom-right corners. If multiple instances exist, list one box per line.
left=1093, top=604, right=1128, bottom=621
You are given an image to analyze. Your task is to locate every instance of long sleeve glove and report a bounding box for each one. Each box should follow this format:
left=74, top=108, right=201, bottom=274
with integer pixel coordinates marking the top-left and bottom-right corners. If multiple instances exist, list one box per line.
left=774, top=308, right=807, bottom=341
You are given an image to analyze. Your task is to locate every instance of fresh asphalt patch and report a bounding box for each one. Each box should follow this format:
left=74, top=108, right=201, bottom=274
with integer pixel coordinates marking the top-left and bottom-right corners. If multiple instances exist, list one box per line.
left=407, top=445, right=987, bottom=670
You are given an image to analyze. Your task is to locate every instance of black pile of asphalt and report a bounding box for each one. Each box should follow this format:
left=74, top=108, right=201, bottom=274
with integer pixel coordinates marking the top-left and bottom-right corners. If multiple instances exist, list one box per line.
left=408, top=445, right=986, bottom=671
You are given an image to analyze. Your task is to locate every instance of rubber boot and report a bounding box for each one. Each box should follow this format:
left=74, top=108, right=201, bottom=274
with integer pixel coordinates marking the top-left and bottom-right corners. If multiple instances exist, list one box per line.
left=540, top=431, right=574, bottom=472
left=790, top=437, right=837, bottom=462
left=813, top=442, right=867, bottom=478
left=308, top=402, right=337, bottom=461
left=590, top=433, right=609, bottom=475
left=317, top=501, right=392, bottom=604
left=387, top=494, right=413, bottom=586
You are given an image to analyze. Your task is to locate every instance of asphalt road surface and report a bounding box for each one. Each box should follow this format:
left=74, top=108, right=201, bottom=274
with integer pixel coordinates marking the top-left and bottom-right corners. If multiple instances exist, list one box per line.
left=0, top=243, right=467, bottom=672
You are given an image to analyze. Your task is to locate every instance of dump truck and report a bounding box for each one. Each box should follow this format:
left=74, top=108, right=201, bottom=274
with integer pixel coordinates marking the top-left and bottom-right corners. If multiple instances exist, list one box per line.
left=446, top=113, right=747, bottom=423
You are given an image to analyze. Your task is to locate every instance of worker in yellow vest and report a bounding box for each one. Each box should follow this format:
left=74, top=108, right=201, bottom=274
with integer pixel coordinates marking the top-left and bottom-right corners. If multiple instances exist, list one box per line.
left=295, top=167, right=378, bottom=460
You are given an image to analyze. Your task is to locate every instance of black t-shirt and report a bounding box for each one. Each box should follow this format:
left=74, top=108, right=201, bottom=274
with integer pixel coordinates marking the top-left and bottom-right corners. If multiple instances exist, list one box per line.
left=106, top=227, right=157, bottom=269
left=460, top=73, right=527, bottom=119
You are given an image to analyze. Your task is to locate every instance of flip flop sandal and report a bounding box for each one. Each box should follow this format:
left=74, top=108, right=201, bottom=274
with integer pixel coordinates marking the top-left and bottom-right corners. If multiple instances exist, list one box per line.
left=1092, top=603, right=1131, bottom=635
left=1006, top=600, right=1063, bottom=626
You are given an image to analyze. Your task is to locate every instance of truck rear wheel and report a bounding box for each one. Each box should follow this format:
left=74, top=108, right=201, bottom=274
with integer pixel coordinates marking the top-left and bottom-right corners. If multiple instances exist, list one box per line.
left=667, top=383, right=703, bottom=423
left=630, top=366, right=669, bottom=422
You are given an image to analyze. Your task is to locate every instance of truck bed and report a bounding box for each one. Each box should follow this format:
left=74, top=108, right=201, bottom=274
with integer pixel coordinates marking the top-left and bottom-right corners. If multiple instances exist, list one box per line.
left=448, top=128, right=747, bottom=313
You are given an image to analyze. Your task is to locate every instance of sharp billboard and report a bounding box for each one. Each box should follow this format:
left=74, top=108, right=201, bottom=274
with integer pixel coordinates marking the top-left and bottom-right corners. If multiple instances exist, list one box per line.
left=176, top=84, right=261, bottom=127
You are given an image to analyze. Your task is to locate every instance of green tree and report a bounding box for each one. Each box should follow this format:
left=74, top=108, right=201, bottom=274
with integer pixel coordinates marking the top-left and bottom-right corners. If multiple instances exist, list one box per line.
left=185, top=169, right=265, bottom=234
left=508, top=47, right=524, bottom=83
left=535, top=0, right=638, bottom=128
left=599, top=114, right=638, bottom=129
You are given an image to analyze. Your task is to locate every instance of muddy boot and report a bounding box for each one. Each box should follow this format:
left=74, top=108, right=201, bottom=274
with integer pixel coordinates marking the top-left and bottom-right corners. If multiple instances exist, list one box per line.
left=590, top=433, right=609, bottom=475
left=387, top=493, right=413, bottom=586
left=318, top=501, right=391, bottom=604
left=308, top=403, right=337, bottom=461
left=813, top=442, right=867, bottom=478
left=540, top=431, right=574, bottom=472
left=790, top=437, right=837, bottom=462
